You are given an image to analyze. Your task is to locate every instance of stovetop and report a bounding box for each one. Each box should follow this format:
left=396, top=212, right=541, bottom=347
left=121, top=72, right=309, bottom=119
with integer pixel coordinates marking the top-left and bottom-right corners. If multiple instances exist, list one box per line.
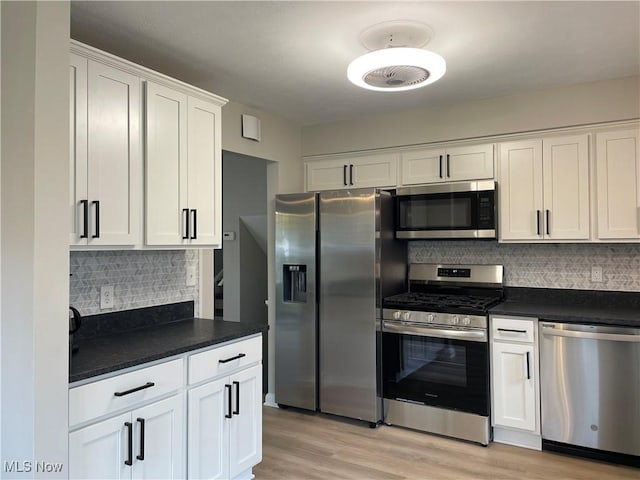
left=383, top=291, right=503, bottom=315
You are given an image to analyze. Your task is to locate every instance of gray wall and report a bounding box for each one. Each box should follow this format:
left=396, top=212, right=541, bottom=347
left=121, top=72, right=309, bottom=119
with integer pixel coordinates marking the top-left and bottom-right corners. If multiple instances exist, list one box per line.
left=222, top=151, right=268, bottom=322
left=1, top=2, right=70, bottom=475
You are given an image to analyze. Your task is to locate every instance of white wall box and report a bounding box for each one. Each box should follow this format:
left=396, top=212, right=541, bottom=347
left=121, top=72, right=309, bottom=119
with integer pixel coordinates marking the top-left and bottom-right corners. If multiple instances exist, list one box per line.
left=69, top=53, right=142, bottom=247
left=499, top=135, right=590, bottom=241
left=69, top=334, right=263, bottom=480
left=146, top=83, right=223, bottom=247
left=70, top=41, right=227, bottom=249
left=400, top=144, right=494, bottom=185
left=490, top=316, right=541, bottom=450
left=596, top=128, right=640, bottom=240
left=305, top=152, right=398, bottom=191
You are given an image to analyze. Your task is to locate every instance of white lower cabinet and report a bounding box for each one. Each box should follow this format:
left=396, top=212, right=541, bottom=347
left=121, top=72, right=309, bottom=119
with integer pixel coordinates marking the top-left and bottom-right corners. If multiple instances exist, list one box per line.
left=187, top=361, right=262, bottom=479
left=69, top=334, right=263, bottom=480
left=490, top=316, right=541, bottom=450
left=69, top=392, right=184, bottom=480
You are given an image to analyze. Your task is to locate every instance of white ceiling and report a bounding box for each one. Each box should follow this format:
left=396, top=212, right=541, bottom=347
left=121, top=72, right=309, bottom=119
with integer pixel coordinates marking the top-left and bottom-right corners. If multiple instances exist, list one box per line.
left=70, top=1, right=640, bottom=127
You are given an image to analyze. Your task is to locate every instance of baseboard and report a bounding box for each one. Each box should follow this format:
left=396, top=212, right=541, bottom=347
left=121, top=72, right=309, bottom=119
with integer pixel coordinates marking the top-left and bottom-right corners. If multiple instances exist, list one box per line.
left=263, top=392, right=279, bottom=408
left=493, top=426, right=542, bottom=450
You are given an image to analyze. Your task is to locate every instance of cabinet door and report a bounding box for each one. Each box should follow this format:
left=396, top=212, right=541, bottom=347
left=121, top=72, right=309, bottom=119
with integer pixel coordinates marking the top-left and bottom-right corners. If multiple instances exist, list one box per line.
left=87, top=61, right=141, bottom=246
left=229, top=365, right=262, bottom=479
left=188, top=97, right=222, bottom=246
left=69, top=412, right=130, bottom=480
left=596, top=128, right=640, bottom=239
left=400, top=148, right=445, bottom=185
left=306, top=159, right=350, bottom=191
left=145, top=82, right=188, bottom=246
left=70, top=54, right=89, bottom=246
left=499, top=140, right=543, bottom=240
left=132, top=395, right=185, bottom=480
left=351, top=153, right=398, bottom=188
left=492, top=342, right=536, bottom=432
left=446, top=144, right=494, bottom=181
left=188, top=377, right=230, bottom=480
left=542, top=135, right=590, bottom=240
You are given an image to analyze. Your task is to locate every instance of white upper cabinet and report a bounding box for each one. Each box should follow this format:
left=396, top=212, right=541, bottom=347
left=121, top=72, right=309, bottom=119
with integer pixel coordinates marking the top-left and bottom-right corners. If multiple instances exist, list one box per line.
left=306, top=153, right=398, bottom=191
left=70, top=54, right=141, bottom=247
left=146, top=82, right=222, bottom=247
left=499, top=135, right=589, bottom=241
left=596, top=128, right=640, bottom=240
left=400, top=144, right=494, bottom=185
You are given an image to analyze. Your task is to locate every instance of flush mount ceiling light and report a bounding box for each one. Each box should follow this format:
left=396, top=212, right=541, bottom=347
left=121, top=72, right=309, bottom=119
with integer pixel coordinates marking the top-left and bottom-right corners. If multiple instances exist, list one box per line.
left=347, top=21, right=446, bottom=92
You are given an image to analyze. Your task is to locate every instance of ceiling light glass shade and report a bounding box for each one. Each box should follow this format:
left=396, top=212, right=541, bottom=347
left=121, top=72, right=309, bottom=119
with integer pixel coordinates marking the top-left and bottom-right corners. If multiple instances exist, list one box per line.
left=347, top=47, right=446, bottom=92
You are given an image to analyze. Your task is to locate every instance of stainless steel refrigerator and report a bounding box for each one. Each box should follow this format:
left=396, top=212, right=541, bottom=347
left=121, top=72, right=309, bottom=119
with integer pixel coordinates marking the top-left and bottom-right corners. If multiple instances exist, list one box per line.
left=275, top=188, right=406, bottom=424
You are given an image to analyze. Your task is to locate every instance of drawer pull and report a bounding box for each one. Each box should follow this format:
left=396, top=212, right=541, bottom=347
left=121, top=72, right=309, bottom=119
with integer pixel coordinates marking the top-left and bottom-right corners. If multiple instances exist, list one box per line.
left=497, top=328, right=527, bottom=334
left=136, top=418, right=145, bottom=461
left=124, top=421, right=133, bottom=466
left=219, top=353, right=246, bottom=364
left=114, top=382, right=155, bottom=397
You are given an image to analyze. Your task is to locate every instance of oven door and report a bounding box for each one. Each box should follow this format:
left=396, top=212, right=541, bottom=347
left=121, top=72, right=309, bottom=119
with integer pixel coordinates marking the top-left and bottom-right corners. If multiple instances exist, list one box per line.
left=382, top=321, right=489, bottom=416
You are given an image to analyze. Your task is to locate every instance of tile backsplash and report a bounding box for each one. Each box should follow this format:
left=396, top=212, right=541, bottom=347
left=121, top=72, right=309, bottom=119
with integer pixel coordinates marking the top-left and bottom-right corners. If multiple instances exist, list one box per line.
left=70, top=250, right=199, bottom=316
left=409, top=242, right=640, bottom=291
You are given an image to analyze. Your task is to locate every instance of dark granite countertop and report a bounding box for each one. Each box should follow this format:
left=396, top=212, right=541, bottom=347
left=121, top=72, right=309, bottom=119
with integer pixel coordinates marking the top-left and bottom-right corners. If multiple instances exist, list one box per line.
left=490, top=287, right=640, bottom=327
left=69, top=302, right=267, bottom=384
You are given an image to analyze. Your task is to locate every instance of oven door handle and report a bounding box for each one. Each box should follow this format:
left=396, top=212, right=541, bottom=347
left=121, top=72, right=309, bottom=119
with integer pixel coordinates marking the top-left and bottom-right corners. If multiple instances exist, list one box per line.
left=383, top=320, right=487, bottom=342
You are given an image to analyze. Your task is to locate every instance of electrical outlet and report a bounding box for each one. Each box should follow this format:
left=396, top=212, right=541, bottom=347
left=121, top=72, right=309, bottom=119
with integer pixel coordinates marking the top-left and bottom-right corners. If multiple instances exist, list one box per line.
left=591, top=266, right=603, bottom=283
left=186, top=266, right=197, bottom=287
left=100, top=285, right=114, bottom=309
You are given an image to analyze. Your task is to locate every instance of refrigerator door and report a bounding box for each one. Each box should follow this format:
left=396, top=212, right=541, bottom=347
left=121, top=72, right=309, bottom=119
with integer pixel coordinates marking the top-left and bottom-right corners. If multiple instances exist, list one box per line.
left=275, top=193, right=317, bottom=410
left=319, top=188, right=381, bottom=423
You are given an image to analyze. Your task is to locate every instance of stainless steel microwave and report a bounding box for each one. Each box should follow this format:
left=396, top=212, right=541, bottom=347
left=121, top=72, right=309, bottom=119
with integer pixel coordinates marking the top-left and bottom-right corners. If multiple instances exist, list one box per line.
left=395, top=180, right=497, bottom=239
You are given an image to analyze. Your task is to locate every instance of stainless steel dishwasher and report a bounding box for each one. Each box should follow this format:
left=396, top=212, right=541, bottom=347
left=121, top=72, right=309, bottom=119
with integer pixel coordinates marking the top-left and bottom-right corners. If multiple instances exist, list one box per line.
left=539, top=322, right=640, bottom=465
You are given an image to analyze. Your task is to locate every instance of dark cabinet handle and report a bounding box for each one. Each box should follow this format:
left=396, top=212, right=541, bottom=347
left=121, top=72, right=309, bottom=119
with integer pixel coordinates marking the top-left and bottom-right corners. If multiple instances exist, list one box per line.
left=92, top=200, right=100, bottom=238
left=218, top=353, right=246, bottom=364
left=233, top=380, right=240, bottom=415
left=191, top=209, right=197, bottom=239
left=80, top=200, right=89, bottom=238
left=136, top=418, right=145, bottom=461
left=446, top=154, right=450, bottom=177
left=225, top=384, right=233, bottom=419
left=439, top=155, right=443, bottom=178
left=536, top=210, right=541, bottom=235
left=349, top=164, right=354, bottom=186
left=526, top=351, right=531, bottom=380
left=114, top=382, right=155, bottom=397
left=182, top=208, right=190, bottom=240
left=343, top=165, right=347, bottom=186
left=546, top=209, right=550, bottom=235
left=124, top=421, right=133, bottom=466
left=497, top=328, right=527, bottom=334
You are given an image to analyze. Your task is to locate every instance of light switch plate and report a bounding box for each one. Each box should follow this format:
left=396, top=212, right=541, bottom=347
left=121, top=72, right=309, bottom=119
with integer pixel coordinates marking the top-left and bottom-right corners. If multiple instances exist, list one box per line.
left=591, top=266, right=603, bottom=282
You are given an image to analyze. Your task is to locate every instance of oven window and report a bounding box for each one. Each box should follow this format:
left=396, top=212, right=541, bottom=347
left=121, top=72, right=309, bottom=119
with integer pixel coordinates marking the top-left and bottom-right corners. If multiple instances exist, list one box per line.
left=399, top=337, right=467, bottom=388
left=383, top=331, right=489, bottom=416
left=397, top=193, right=474, bottom=230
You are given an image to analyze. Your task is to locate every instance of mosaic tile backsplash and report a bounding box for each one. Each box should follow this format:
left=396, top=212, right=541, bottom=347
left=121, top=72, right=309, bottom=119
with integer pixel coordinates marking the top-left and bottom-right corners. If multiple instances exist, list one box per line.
left=409, top=242, right=640, bottom=292
left=70, top=250, right=199, bottom=316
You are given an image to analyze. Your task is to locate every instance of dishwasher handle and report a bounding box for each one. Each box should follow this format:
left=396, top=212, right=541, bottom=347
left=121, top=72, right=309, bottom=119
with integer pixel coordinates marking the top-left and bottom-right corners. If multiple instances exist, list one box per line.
left=541, top=323, right=640, bottom=342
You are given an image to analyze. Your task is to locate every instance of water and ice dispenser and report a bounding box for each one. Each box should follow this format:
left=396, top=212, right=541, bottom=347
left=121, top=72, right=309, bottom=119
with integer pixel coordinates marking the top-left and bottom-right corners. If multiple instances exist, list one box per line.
left=283, top=264, right=307, bottom=303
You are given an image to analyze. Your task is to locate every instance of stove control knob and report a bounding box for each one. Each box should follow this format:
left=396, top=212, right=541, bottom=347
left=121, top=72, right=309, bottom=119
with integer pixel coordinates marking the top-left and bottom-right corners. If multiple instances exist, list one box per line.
left=427, top=314, right=434, bottom=323
left=393, top=311, right=401, bottom=320
left=452, top=316, right=459, bottom=325
left=463, top=317, right=471, bottom=326
left=402, top=311, right=411, bottom=321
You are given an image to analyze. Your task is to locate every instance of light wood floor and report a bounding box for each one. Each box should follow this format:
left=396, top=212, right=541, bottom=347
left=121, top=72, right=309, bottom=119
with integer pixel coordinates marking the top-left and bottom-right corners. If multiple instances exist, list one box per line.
left=254, top=406, right=638, bottom=479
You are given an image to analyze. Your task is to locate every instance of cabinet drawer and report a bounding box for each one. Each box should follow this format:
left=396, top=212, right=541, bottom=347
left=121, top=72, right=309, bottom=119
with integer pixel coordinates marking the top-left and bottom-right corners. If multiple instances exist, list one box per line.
left=69, top=358, right=183, bottom=428
left=189, top=335, right=262, bottom=385
left=492, top=317, right=535, bottom=343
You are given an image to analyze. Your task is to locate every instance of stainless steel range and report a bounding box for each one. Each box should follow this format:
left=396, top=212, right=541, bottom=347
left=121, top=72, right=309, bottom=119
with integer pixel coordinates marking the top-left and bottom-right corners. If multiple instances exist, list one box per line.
left=381, top=264, right=504, bottom=445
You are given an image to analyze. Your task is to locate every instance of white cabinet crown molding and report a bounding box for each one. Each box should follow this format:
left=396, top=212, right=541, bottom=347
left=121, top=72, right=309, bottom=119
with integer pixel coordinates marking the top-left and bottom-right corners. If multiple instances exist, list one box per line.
left=70, top=40, right=228, bottom=107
